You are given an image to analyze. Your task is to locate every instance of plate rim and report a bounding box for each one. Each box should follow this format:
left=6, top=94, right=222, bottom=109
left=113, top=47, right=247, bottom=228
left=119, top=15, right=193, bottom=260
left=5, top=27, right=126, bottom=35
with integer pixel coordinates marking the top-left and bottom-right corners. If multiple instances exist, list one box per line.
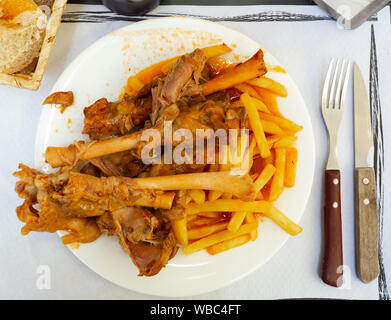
left=34, top=16, right=316, bottom=297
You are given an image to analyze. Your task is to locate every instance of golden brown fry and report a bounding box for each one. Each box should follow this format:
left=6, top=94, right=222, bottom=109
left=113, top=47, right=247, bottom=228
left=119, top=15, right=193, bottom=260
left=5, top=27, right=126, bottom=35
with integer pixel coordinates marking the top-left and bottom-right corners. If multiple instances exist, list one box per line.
left=245, top=212, right=258, bottom=241
left=202, top=43, right=232, bottom=58
left=241, top=93, right=270, bottom=158
left=253, top=86, right=282, bottom=116
left=207, top=234, right=251, bottom=255
left=186, top=215, right=198, bottom=223
left=183, top=222, right=258, bottom=254
left=201, top=49, right=267, bottom=96
left=172, top=218, right=188, bottom=246
left=188, top=217, right=221, bottom=228
left=188, top=189, right=206, bottom=205
left=227, top=211, right=247, bottom=232
left=261, top=120, right=284, bottom=135
left=188, top=222, right=229, bottom=240
left=273, top=136, right=297, bottom=148
left=126, top=76, right=144, bottom=92
left=269, top=148, right=286, bottom=201
left=247, top=76, right=288, bottom=97
left=185, top=199, right=302, bottom=236
left=196, top=211, right=221, bottom=218
left=253, top=164, right=276, bottom=195
left=259, top=112, right=303, bottom=133
left=285, top=148, right=298, bottom=188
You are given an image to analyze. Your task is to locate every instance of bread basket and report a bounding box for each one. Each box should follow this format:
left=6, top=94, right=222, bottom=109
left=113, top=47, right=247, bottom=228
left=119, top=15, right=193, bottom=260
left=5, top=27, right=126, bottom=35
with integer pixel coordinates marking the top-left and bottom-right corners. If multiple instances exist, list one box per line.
left=0, top=0, right=68, bottom=90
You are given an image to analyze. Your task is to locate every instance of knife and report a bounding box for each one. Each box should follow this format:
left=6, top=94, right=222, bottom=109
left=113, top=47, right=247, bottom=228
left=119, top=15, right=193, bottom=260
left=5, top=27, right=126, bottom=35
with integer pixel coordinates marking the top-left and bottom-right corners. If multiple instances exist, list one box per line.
left=353, top=62, right=380, bottom=283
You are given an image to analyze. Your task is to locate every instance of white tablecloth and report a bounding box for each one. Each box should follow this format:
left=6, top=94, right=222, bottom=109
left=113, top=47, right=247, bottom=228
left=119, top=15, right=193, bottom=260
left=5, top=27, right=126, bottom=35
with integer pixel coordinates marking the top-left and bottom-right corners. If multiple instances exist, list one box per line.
left=0, top=4, right=390, bottom=300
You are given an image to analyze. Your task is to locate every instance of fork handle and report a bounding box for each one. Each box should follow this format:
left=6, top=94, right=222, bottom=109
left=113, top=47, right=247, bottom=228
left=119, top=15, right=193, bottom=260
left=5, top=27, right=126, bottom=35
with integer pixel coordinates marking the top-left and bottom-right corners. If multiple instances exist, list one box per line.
left=322, top=169, right=343, bottom=287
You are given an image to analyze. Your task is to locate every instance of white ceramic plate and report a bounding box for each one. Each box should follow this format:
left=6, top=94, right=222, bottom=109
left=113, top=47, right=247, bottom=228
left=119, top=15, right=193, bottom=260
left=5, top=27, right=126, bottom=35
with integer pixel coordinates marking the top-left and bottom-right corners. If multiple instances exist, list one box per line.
left=34, top=17, right=315, bottom=297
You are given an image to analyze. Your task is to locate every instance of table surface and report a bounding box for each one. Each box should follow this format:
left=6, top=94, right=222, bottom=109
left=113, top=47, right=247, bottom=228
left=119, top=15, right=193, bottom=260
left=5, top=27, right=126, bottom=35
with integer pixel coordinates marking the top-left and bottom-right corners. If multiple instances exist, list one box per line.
left=1, top=2, right=390, bottom=301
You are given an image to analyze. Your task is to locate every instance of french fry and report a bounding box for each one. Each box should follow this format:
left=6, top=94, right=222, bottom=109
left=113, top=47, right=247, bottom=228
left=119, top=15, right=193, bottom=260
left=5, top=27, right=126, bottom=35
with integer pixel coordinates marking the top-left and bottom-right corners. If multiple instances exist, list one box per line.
left=245, top=212, right=258, bottom=241
left=188, top=222, right=229, bottom=240
left=273, top=136, right=297, bottom=148
left=207, top=234, right=251, bottom=255
left=186, top=215, right=198, bottom=223
left=269, top=148, right=286, bottom=201
left=227, top=211, right=247, bottom=232
left=197, top=211, right=221, bottom=218
left=229, top=95, right=270, bottom=114
left=172, top=218, right=188, bottom=246
left=266, top=135, right=286, bottom=148
left=125, top=76, right=144, bottom=92
left=247, top=136, right=257, bottom=173
left=241, top=93, right=270, bottom=158
left=251, top=98, right=270, bottom=114
left=253, top=86, right=282, bottom=116
left=261, top=120, right=284, bottom=135
left=189, top=189, right=206, bottom=205
left=202, top=49, right=267, bottom=96
left=235, top=83, right=263, bottom=101
left=202, top=43, right=232, bottom=58
left=253, top=164, right=276, bottom=195
left=207, top=57, right=237, bottom=77
left=185, top=199, right=302, bottom=236
left=259, top=112, right=303, bottom=133
left=183, top=222, right=258, bottom=255
left=285, top=148, right=298, bottom=188
left=188, top=217, right=222, bottom=228
left=248, top=76, right=288, bottom=97
left=208, top=190, right=223, bottom=202
left=255, top=191, right=264, bottom=200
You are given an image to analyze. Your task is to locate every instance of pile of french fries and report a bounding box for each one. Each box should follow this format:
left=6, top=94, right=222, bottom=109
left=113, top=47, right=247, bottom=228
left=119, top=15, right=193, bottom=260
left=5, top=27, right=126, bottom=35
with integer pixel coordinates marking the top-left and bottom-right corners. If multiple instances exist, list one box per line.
left=123, top=44, right=303, bottom=256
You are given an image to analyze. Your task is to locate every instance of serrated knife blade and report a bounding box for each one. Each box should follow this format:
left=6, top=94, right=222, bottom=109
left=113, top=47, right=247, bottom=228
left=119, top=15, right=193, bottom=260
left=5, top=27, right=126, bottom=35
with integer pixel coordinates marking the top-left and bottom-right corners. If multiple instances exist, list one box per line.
left=353, top=63, right=374, bottom=168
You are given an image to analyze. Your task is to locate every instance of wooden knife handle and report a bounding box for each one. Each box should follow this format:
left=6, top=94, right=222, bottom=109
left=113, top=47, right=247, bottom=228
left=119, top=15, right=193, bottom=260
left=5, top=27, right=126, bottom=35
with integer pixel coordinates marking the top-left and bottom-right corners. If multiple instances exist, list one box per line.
left=355, top=167, right=380, bottom=283
left=322, top=169, right=343, bottom=287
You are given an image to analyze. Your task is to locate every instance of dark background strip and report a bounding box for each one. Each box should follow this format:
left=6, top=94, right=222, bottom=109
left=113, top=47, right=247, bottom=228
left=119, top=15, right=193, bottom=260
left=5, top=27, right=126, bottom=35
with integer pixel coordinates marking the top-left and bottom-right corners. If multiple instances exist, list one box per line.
left=68, top=0, right=317, bottom=5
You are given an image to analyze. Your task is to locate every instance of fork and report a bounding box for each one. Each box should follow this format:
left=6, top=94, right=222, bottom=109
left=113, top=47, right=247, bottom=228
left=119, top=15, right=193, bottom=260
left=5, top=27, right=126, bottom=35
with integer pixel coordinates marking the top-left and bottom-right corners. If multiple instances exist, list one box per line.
left=320, top=58, right=351, bottom=287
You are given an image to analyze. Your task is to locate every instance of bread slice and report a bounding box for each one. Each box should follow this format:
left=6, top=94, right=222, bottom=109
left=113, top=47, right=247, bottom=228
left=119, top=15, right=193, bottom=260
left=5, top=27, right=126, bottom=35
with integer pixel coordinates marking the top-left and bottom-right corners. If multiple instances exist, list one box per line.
left=0, top=0, right=47, bottom=74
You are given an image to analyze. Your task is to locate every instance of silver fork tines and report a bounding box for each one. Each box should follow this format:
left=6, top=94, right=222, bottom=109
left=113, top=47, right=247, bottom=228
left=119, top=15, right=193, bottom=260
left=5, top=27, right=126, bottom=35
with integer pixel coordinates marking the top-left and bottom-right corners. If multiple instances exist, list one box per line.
left=321, top=58, right=351, bottom=169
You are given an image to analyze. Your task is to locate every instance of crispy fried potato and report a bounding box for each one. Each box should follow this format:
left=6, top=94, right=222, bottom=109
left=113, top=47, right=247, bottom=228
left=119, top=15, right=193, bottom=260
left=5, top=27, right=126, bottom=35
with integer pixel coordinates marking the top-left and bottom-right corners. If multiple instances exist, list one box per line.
left=241, top=93, right=270, bottom=158
left=269, top=148, right=286, bottom=201
left=285, top=148, right=298, bottom=188
left=227, top=211, right=247, bottom=232
left=259, top=112, right=303, bottom=133
left=185, top=200, right=302, bottom=236
left=248, top=76, right=288, bottom=97
left=207, top=234, right=251, bottom=255
left=188, top=222, right=229, bottom=240
left=202, top=49, right=267, bottom=96
left=183, top=222, right=258, bottom=255
left=172, top=218, right=188, bottom=246
left=254, top=164, right=276, bottom=195
left=189, top=189, right=206, bottom=205
left=245, top=212, right=258, bottom=241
